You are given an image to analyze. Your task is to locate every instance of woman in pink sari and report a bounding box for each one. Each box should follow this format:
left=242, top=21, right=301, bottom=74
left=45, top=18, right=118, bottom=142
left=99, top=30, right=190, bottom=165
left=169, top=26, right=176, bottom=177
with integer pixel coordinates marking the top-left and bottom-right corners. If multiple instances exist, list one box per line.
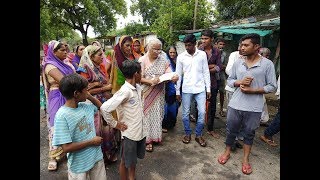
left=139, top=38, right=178, bottom=152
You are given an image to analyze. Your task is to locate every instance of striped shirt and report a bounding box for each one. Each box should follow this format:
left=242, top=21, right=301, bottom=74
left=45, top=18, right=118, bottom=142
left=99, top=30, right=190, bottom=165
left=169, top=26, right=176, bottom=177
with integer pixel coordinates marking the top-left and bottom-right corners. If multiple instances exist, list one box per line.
left=52, top=102, right=103, bottom=173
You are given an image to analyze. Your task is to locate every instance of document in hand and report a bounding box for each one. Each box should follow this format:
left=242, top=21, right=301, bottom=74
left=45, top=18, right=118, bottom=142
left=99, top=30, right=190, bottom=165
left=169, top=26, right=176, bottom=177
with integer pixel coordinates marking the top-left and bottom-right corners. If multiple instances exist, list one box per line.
left=159, top=72, right=177, bottom=83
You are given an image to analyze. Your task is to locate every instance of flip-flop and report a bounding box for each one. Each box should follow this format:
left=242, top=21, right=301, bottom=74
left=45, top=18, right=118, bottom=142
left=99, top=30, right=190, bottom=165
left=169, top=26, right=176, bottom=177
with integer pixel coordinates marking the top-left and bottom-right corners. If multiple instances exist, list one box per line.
left=242, top=163, right=253, bottom=175
left=47, top=159, right=57, bottom=171
left=260, top=135, right=278, bottom=147
left=217, top=155, right=230, bottom=165
left=195, top=137, right=207, bottom=147
left=182, top=135, right=191, bottom=144
left=145, top=144, right=153, bottom=152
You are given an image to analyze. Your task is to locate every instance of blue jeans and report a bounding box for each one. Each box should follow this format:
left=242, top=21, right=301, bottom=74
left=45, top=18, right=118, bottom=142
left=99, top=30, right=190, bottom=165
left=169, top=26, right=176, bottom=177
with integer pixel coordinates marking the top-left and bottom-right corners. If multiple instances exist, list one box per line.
left=264, top=107, right=280, bottom=138
left=182, top=91, right=206, bottom=136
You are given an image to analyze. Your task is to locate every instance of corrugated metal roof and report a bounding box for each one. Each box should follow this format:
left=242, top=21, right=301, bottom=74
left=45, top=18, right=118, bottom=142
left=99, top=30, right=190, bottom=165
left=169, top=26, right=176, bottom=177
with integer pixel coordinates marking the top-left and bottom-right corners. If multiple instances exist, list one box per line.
left=214, top=28, right=273, bottom=36
left=218, top=17, right=279, bottom=30
left=178, top=17, right=280, bottom=40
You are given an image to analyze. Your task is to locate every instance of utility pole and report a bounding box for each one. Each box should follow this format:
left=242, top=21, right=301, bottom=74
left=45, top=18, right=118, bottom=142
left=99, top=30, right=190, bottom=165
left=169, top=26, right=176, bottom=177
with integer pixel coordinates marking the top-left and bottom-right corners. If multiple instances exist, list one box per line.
left=193, top=0, right=198, bottom=30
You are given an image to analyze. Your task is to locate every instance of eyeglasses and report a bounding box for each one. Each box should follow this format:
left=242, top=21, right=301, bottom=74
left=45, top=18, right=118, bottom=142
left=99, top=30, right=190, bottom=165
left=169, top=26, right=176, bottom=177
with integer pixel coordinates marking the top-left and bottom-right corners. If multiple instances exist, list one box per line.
left=152, top=48, right=162, bottom=53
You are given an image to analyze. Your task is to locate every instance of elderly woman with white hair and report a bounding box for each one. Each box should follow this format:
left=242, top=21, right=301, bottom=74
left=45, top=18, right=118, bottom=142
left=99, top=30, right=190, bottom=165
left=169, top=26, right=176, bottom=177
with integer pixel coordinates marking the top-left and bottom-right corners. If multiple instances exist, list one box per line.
left=139, top=38, right=179, bottom=152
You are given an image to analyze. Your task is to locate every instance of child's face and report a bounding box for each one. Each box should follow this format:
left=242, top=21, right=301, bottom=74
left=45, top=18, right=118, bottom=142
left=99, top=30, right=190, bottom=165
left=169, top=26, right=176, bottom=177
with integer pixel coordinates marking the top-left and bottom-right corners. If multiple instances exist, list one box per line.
left=77, top=88, right=88, bottom=102
left=135, top=70, right=142, bottom=83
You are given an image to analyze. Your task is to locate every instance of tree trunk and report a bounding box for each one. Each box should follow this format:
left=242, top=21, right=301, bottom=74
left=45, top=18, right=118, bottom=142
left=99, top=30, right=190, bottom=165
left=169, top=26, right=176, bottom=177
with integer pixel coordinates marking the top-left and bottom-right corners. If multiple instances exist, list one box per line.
left=81, top=31, right=89, bottom=46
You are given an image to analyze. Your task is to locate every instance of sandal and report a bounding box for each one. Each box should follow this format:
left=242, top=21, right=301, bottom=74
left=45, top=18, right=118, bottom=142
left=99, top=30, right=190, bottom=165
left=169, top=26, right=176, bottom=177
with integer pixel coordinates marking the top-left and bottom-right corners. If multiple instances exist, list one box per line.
left=260, top=135, right=278, bottom=147
left=217, top=154, right=230, bottom=165
left=145, top=144, right=153, bottom=152
left=195, top=136, right=207, bottom=147
left=182, top=135, right=191, bottom=144
left=47, top=159, right=57, bottom=171
left=207, top=131, right=220, bottom=139
left=219, top=110, right=225, bottom=117
left=242, top=163, right=253, bottom=175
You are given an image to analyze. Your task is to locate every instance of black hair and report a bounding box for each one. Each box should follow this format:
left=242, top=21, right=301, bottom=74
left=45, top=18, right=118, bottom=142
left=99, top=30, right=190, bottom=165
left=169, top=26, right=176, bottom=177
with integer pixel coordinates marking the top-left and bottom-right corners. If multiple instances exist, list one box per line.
left=166, top=46, right=177, bottom=70
left=75, top=44, right=84, bottom=53
left=121, top=60, right=141, bottom=79
left=59, top=73, right=89, bottom=100
left=183, top=34, right=196, bottom=43
left=166, top=46, right=177, bottom=61
left=215, top=37, right=226, bottom=44
left=201, top=29, right=214, bottom=38
left=240, top=33, right=260, bottom=45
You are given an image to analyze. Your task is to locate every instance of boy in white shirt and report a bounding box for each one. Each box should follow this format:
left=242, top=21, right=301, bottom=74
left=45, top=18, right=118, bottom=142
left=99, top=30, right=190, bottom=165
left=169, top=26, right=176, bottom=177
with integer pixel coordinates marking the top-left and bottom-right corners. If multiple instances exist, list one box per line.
left=100, top=60, right=145, bottom=180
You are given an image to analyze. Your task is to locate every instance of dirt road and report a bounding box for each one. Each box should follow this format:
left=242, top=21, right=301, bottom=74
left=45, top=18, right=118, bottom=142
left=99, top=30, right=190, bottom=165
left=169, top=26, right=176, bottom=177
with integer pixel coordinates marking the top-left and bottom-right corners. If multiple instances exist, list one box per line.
left=40, top=95, right=280, bottom=180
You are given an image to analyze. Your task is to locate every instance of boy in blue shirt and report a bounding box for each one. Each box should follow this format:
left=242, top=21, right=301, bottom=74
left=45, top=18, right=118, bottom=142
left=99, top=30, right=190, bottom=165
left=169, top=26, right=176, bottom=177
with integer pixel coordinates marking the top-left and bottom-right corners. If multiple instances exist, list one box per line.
left=52, top=73, right=107, bottom=180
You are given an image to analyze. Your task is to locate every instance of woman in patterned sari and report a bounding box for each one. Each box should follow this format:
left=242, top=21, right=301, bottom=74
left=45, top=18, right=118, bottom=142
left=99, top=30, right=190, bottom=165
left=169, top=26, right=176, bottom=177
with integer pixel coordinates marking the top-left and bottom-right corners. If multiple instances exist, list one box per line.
left=92, top=41, right=112, bottom=81
left=139, top=38, right=178, bottom=152
left=42, top=40, right=75, bottom=171
left=77, top=45, right=117, bottom=163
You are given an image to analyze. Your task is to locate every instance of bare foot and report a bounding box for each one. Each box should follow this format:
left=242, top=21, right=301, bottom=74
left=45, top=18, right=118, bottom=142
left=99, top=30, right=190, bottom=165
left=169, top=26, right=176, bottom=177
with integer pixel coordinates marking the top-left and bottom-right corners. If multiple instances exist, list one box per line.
left=207, top=131, right=220, bottom=139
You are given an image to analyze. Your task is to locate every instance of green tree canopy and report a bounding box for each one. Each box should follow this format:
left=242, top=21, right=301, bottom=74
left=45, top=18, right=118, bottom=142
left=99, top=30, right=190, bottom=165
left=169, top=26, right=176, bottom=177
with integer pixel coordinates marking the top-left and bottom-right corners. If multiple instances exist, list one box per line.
left=124, top=22, right=149, bottom=36
left=130, top=0, right=214, bottom=48
left=40, top=0, right=127, bottom=45
left=215, top=0, right=280, bottom=21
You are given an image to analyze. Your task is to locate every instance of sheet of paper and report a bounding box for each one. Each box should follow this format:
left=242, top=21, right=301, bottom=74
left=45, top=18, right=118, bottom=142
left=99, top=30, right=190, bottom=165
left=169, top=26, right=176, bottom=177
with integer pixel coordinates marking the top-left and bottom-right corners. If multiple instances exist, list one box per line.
left=159, top=72, right=177, bottom=83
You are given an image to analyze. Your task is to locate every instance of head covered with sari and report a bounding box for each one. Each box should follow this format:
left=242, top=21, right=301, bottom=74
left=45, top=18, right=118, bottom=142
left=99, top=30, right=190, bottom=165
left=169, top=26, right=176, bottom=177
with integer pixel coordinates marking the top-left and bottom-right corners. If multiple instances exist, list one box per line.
left=79, top=45, right=101, bottom=69
left=42, top=40, right=74, bottom=76
left=92, top=41, right=102, bottom=47
left=114, top=35, right=134, bottom=69
left=78, top=45, right=107, bottom=83
left=110, top=35, right=134, bottom=94
left=132, top=38, right=145, bottom=59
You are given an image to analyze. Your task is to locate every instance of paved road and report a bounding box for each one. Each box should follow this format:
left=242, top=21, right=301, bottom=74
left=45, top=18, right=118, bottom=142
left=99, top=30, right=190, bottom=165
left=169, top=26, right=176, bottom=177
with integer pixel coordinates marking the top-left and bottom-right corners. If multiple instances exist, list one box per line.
left=40, top=98, right=280, bottom=180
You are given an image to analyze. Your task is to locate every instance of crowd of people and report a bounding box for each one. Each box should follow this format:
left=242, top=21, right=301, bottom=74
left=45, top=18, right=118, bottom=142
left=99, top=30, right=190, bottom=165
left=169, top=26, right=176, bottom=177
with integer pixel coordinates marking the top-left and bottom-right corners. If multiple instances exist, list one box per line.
left=40, top=31, right=280, bottom=179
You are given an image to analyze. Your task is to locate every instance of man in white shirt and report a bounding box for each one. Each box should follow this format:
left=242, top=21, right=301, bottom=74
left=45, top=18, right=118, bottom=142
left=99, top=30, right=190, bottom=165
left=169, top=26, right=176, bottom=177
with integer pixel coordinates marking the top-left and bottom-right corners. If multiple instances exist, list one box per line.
left=176, top=34, right=211, bottom=147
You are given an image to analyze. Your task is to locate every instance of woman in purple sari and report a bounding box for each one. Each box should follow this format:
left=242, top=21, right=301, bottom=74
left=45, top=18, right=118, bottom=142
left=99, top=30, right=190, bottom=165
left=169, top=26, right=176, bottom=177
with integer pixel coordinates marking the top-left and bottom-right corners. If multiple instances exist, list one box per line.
left=42, top=40, right=75, bottom=171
